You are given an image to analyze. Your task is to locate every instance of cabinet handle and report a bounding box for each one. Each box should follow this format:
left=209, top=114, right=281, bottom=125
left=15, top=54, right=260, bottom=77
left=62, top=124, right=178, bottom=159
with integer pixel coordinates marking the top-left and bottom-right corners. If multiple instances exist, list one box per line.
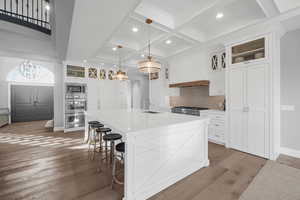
left=243, top=106, right=249, bottom=112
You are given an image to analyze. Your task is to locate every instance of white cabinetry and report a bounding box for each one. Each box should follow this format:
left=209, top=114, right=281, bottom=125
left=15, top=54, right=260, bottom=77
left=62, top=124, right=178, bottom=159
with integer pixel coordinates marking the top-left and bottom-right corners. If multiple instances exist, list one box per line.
left=209, top=71, right=225, bottom=96
left=227, top=35, right=272, bottom=159
left=209, top=51, right=226, bottom=96
left=201, top=110, right=225, bottom=144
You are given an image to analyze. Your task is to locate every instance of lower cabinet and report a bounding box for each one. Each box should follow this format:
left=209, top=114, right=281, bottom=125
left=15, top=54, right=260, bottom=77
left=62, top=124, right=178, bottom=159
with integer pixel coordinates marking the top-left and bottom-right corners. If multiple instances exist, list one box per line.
left=201, top=110, right=225, bottom=145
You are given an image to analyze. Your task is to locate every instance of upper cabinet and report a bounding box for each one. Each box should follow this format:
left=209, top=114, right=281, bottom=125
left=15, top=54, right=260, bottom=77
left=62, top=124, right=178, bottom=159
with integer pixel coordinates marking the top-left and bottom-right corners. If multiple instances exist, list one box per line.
left=210, top=51, right=226, bottom=71
left=230, top=37, right=267, bottom=66
left=209, top=50, right=226, bottom=96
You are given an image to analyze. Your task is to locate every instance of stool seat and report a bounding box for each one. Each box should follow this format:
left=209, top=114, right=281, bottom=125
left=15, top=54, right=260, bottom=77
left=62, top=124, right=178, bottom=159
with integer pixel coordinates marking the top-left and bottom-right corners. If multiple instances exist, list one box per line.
left=116, top=142, right=125, bottom=153
left=91, top=123, right=104, bottom=129
left=97, top=127, right=112, bottom=133
left=103, top=133, right=122, bottom=141
left=88, top=121, right=100, bottom=125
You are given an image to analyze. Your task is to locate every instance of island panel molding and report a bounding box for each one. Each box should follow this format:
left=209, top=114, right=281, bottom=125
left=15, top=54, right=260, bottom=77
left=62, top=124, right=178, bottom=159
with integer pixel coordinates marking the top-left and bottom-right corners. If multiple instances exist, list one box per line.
left=86, top=110, right=209, bottom=200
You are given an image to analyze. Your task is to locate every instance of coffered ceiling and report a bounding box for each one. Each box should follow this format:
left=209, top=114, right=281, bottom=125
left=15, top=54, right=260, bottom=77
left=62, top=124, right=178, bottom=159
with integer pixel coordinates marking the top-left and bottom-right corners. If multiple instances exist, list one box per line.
left=89, top=0, right=300, bottom=67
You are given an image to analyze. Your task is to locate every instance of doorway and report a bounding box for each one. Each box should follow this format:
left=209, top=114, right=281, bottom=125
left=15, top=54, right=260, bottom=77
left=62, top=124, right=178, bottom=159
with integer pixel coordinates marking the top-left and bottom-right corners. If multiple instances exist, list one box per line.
left=11, top=85, right=54, bottom=123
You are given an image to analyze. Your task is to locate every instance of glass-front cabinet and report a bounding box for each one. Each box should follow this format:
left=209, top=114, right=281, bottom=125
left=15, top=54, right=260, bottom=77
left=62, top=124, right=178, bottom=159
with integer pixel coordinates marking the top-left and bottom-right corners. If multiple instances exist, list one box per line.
left=231, top=38, right=266, bottom=65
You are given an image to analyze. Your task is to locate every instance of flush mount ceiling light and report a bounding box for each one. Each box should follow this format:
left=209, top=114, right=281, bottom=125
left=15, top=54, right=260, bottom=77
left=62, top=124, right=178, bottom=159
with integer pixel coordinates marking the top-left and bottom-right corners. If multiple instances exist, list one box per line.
left=132, top=27, right=139, bottom=32
left=141, top=54, right=145, bottom=58
left=112, top=47, right=117, bottom=51
left=138, top=19, right=161, bottom=74
left=165, top=39, right=172, bottom=44
left=216, top=12, right=224, bottom=19
left=113, top=45, right=128, bottom=81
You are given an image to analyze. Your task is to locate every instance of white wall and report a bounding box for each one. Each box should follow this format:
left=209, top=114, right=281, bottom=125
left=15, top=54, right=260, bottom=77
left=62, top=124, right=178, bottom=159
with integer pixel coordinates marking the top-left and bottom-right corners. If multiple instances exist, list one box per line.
left=280, top=28, right=300, bottom=151
left=53, top=63, right=64, bottom=128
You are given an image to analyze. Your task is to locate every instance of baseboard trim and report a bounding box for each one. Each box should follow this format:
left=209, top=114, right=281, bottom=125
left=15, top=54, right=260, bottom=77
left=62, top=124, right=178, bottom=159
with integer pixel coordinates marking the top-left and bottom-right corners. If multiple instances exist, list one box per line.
left=280, top=147, right=300, bottom=159
left=53, top=127, right=64, bottom=132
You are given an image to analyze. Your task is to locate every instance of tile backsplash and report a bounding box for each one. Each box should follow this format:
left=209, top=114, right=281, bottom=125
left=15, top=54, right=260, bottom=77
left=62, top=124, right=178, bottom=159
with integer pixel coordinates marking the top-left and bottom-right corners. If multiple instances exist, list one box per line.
left=169, top=86, right=225, bottom=110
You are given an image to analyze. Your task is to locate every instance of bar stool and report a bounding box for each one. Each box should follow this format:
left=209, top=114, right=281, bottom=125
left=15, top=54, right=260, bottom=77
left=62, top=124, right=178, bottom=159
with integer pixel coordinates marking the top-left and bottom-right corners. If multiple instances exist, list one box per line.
left=112, top=142, right=125, bottom=188
left=102, top=133, right=122, bottom=165
left=96, top=127, right=112, bottom=153
left=88, top=123, right=104, bottom=160
left=87, top=121, right=101, bottom=143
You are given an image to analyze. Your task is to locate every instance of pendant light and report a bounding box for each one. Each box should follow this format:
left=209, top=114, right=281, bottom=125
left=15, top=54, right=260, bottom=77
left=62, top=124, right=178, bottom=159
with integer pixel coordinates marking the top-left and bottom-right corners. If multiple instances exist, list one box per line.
left=113, top=45, right=128, bottom=81
left=138, top=19, right=161, bottom=73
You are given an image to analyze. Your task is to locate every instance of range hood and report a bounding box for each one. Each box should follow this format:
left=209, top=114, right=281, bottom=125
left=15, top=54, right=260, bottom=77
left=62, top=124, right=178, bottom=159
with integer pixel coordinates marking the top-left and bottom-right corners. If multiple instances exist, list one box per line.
left=169, top=80, right=209, bottom=88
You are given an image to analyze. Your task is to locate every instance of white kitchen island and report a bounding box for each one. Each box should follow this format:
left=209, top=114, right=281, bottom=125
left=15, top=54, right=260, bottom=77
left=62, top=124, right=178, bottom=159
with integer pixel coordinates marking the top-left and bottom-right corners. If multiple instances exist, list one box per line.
left=86, top=109, right=210, bottom=200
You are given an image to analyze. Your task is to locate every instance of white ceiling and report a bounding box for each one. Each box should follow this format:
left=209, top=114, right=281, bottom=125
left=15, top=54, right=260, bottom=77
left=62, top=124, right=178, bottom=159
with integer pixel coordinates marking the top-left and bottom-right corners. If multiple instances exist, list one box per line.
left=83, top=0, right=300, bottom=67
left=274, top=0, right=300, bottom=13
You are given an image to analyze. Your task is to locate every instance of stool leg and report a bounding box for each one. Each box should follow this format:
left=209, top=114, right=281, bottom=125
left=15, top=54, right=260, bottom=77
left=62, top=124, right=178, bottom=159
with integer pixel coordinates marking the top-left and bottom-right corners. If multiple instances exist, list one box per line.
left=110, top=141, right=115, bottom=165
left=87, top=125, right=90, bottom=143
left=111, top=143, right=116, bottom=189
left=99, top=132, right=103, bottom=151
left=105, top=140, right=108, bottom=163
left=92, top=129, right=97, bottom=160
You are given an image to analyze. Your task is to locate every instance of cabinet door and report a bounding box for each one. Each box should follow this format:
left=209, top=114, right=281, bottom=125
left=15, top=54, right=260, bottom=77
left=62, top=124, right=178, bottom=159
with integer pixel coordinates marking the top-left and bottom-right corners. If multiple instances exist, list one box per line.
left=209, top=71, right=225, bottom=96
left=246, top=64, right=269, bottom=158
left=211, top=53, right=219, bottom=71
left=228, top=68, right=247, bottom=151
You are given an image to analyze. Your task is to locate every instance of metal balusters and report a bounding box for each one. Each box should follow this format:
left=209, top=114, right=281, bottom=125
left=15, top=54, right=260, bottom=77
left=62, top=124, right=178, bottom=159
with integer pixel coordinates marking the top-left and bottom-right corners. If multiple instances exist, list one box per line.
left=0, top=0, right=51, bottom=34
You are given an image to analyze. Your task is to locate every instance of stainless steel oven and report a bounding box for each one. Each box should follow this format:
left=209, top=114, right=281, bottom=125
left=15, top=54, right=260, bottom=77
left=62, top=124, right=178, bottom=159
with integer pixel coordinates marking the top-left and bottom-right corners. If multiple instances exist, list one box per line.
left=66, top=84, right=86, bottom=93
left=65, top=112, right=85, bottom=129
left=65, top=99, right=86, bottom=113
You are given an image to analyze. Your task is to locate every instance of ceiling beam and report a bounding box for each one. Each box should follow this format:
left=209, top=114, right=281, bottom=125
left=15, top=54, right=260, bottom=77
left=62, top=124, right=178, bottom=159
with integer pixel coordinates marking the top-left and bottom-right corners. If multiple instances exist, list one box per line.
left=256, top=0, right=280, bottom=18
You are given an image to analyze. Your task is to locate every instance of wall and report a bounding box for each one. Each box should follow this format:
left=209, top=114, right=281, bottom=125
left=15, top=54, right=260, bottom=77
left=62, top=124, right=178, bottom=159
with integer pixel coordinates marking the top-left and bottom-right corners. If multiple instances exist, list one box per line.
left=170, top=86, right=225, bottom=109
left=53, top=63, right=64, bottom=128
left=280, top=28, right=300, bottom=152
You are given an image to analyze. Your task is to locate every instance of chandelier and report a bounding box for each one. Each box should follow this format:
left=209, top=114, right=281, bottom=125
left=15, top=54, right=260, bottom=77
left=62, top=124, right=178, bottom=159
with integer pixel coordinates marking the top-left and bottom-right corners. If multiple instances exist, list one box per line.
left=138, top=19, right=161, bottom=73
left=19, top=60, right=40, bottom=80
left=113, top=45, right=128, bottom=81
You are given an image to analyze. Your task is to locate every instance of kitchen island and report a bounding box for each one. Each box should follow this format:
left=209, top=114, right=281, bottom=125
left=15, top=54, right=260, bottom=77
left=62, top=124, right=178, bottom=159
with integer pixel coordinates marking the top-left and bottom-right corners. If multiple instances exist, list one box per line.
left=86, top=109, right=210, bottom=200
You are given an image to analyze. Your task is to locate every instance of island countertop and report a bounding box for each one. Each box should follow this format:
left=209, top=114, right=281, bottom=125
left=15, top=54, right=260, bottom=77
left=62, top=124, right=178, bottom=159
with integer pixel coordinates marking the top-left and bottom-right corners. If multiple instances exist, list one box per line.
left=90, top=109, right=209, bottom=133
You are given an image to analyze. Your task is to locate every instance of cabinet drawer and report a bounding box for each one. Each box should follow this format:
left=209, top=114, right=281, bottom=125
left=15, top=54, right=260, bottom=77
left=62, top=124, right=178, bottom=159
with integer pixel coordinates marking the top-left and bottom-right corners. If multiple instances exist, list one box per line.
left=210, top=121, right=224, bottom=129
left=208, top=114, right=224, bottom=121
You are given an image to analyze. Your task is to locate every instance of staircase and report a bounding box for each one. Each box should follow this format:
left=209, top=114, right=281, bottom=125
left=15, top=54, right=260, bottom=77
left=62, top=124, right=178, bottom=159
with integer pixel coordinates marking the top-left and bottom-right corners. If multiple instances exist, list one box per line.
left=0, top=0, right=51, bottom=34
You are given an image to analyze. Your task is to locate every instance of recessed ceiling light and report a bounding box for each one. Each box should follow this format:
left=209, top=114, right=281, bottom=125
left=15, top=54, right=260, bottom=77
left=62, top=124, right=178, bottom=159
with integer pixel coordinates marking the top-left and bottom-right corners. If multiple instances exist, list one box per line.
left=216, top=12, right=224, bottom=19
left=112, top=47, right=117, bottom=51
left=141, top=54, right=145, bottom=58
left=165, top=40, right=172, bottom=44
left=83, top=60, right=87, bottom=63
left=45, top=4, right=50, bottom=11
left=132, top=27, right=139, bottom=32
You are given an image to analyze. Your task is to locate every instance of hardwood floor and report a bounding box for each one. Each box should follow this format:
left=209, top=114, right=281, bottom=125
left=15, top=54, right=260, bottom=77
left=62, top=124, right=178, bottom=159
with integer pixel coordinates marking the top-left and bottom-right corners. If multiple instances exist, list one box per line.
left=0, top=121, right=299, bottom=200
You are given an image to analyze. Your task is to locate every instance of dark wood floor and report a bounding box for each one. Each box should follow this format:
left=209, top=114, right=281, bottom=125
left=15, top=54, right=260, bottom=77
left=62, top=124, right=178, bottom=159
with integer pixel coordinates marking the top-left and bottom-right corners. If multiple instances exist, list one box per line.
left=0, top=121, right=299, bottom=200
